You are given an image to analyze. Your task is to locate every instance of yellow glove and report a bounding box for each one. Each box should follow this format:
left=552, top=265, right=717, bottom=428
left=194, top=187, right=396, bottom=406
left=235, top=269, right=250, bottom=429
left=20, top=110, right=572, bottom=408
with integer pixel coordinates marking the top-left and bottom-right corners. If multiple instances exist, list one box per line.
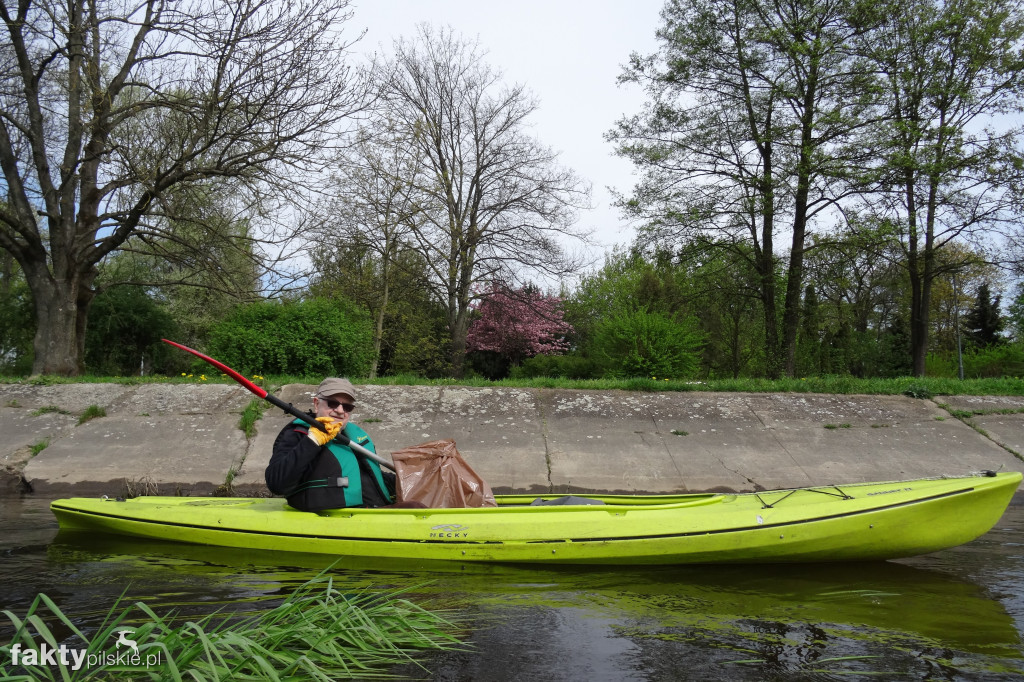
left=307, top=417, right=341, bottom=446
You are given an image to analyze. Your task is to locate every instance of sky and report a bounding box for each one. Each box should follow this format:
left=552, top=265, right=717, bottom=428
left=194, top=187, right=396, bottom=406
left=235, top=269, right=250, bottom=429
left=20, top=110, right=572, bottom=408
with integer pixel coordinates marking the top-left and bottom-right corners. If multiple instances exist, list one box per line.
left=347, top=0, right=667, bottom=272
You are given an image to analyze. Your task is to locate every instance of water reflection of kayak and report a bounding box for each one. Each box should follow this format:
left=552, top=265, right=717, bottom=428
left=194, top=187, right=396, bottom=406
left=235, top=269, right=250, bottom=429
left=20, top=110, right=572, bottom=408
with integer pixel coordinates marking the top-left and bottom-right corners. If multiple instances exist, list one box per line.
left=50, top=472, right=1022, bottom=564
left=49, top=532, right=1021, bottom=657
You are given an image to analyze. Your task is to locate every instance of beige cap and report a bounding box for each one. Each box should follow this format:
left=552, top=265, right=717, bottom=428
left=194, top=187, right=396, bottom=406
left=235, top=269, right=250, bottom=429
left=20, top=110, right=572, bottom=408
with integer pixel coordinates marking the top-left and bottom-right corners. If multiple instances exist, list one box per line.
left=314, top=378, right=356, bottom=401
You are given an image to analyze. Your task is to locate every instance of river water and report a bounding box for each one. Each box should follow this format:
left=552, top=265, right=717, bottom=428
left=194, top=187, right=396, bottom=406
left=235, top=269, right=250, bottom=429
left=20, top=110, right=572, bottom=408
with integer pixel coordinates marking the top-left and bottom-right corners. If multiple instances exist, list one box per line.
left=2, top=496, right=1023, bottom=681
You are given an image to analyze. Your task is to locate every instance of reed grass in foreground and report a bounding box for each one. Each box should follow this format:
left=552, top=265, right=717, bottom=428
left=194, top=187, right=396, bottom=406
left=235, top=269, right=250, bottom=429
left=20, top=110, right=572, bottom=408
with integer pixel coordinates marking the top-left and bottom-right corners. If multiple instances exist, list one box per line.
left=0, top=573, right=463, bottom=680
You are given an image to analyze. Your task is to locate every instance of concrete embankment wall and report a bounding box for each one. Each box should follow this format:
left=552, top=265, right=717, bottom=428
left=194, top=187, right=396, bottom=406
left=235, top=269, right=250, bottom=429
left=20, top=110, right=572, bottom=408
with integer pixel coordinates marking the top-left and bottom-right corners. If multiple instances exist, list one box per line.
left=2, top=382, right=1023, bottom=497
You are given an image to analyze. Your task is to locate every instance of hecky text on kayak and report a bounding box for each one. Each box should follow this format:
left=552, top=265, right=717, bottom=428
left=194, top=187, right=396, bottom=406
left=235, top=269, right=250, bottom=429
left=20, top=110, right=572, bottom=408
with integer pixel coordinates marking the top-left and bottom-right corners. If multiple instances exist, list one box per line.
left=430, top=524, right=470, bottom=538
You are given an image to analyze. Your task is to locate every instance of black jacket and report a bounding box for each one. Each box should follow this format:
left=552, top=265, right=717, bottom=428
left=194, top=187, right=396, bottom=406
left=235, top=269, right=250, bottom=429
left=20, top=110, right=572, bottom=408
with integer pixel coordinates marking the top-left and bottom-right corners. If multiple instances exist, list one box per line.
left=265, top=419, right=395, bottom=512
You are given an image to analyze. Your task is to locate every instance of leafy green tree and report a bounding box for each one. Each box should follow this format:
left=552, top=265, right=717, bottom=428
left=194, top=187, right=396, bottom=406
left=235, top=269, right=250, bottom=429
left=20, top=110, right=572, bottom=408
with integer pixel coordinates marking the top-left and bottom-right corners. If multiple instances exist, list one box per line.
left=84, top=286, right=179, bottom=375
left=855, top=0, right=1024, bottom=375
left=207, top=299, right=374, bottom=377
left=378, top=304, right=451, bottom=378
left=963, top=282, right=1005, bottom=348
left=609, top=0, right=873, bottom=378
left=796, top=285, right=824, bottom=376
left=1007, top=284, right=1024, bottom=342
left=567, top=245, right=762, bottom=378
left=564, top=249, right=651, bottom=350
left=926, top=250, right=998, bottom=360
left=799, top=229, right=911, bottom=376
left=0, top=252, right=34, bottom=374
left=310, top=244, right=450, bottom=378
left=591, top=309, right=704, bottom=379
left=795, top=230, right=1004, bottom=376
left=671, top=242, right=766, bottom=378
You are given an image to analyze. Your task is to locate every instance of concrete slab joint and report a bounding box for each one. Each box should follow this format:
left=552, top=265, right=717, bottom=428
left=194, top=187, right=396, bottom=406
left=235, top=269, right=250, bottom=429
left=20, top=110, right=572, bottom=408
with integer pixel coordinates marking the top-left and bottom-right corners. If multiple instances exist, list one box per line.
left=535, top=388, right=554, bottom=494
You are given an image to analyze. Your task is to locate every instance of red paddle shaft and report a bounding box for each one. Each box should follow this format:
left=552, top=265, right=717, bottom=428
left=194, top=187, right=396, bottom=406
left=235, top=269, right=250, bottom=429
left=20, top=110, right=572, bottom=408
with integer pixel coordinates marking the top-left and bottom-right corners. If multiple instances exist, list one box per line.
left=162, top=339, right=395, bottom=472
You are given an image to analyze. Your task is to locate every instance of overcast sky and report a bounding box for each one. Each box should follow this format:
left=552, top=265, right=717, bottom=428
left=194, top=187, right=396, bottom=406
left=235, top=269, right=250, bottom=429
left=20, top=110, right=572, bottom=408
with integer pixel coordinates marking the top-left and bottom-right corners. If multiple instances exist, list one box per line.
left=348, top=0, right=667, bottom=271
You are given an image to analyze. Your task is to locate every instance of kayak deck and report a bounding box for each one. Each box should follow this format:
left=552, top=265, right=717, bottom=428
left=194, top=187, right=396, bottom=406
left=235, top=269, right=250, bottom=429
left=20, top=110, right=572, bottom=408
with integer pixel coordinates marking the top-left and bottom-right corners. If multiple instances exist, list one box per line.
left=51, top=472, right=1022, bottom=565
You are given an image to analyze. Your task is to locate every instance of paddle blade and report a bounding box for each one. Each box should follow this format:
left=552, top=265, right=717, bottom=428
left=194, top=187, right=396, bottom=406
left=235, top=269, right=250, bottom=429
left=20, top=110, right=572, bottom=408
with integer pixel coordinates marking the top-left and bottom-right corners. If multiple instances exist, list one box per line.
left=162, top=339, right=268, bottom=399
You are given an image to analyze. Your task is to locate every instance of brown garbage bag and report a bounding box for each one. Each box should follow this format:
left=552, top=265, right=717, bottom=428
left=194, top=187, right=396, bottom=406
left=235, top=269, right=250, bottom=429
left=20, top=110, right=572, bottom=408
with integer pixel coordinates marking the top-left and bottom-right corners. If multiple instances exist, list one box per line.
left=391, top=439, right=497, bottom=508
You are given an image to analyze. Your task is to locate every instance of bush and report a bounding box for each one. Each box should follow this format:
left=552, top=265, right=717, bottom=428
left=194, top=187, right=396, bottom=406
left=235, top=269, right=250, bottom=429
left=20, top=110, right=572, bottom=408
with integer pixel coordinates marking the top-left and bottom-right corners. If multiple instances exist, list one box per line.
left=0, top=269, right=34, bottom=375
left=924, top=345, right=1024, bottom=379
left=207, top=298, right=375, bottom=376
left=467, top=285, right=572, bottom=366
left=511, top=353, right=603, bottom=380
left=902, top=383, right=933, bottom=399
left=925, top=352, right=958, bottom=378
left=962, top=343, right=1024, bottom=378
left=84, top=285, right=179, bottom=375
left=467, top=350, right=510, bottom=380
left=590, top=309, right=704, bottom=379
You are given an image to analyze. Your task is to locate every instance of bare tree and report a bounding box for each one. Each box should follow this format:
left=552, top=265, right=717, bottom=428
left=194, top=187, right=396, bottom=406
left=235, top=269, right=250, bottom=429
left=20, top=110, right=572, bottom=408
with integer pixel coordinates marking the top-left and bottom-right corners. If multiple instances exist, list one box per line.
left=317, top=120, right=424, bottom=378
left=371, top=25, right=592, bottom=377
left=0, top=0, right=368, bottom=374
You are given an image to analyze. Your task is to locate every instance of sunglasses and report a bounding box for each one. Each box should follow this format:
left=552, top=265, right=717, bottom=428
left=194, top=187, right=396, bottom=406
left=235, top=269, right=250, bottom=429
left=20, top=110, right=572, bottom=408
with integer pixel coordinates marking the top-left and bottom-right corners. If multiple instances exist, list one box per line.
left=321, top=398, right=355, bottom=412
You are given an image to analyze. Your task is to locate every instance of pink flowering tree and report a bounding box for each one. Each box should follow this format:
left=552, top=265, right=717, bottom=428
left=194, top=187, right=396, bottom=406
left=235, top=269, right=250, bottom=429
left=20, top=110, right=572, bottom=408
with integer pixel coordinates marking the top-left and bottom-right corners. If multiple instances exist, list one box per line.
left=467, top=285, right=574, bottom=368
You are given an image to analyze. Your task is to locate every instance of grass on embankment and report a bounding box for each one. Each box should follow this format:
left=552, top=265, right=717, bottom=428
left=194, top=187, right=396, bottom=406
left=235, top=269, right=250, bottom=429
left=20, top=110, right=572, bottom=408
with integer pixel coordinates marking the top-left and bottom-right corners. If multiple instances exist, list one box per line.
left=2, top=373, right=1023, bottom=396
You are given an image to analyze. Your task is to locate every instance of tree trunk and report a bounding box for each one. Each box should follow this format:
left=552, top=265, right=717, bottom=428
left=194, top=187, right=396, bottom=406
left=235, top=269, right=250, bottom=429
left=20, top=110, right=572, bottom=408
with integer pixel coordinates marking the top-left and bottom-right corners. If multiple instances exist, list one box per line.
left=912, top=266, right=933, bottom=376
left=26, top=269, right=95, bottom=376
left=782, top=215, right=808, bottom=378
left=782, top=155, right=814, bottom=376
left=370, top=305, right=385, bottom=380
left=761, top=273, right=781, bottom=380
left=758, top=177, right=782, bottom=380
left=905, top=170, right=927, bottom=377
left=369, top=254, right=391, bottom=380
left=1, top=252, right=12, bottom=296
left=911, top=219, right=937, bottom=377
left=449, top=312, right=469, bottom=379
left=782, top=65, right=819, bottom=378
left=908, top=255, right=925, bottom=376
left=728, top=304, right=743, bottom=379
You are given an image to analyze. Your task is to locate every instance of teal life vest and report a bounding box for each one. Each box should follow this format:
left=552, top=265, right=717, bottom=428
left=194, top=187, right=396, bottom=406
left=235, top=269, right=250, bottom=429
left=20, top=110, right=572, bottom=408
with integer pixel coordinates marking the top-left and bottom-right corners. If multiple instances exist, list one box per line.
left=289, top=419, right=392, bottom=508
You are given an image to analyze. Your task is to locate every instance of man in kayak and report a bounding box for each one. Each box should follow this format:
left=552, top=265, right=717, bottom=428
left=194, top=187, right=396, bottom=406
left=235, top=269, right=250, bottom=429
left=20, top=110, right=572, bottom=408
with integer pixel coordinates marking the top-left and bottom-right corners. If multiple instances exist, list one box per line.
left=265, top=378, right=397, bottom=511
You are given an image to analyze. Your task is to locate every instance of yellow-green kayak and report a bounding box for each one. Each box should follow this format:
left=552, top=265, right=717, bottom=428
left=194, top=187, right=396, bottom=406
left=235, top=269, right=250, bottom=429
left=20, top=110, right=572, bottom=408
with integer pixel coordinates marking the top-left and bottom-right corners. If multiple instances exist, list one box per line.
left=51, top=471, right=1021, bottom=564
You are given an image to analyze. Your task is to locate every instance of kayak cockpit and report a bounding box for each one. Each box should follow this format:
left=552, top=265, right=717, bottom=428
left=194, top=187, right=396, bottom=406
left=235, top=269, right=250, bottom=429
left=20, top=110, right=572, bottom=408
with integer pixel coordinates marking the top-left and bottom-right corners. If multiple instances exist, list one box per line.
left=494, top=493, right=730, bottom=510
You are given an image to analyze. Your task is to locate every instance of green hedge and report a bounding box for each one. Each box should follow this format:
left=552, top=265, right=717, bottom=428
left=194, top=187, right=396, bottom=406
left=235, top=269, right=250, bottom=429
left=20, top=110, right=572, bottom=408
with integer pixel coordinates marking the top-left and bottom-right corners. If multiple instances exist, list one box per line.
left=207, top=298, right=374, bottom=376
left=85, top=285, right=179, bottom=375
left=926, top=344, right=1024, bottom=379
left=962, top=344, right=1024, bottom=378
left=590, top=309, right=704, bottom=379
left=511, top=354, right=603, bottom=379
